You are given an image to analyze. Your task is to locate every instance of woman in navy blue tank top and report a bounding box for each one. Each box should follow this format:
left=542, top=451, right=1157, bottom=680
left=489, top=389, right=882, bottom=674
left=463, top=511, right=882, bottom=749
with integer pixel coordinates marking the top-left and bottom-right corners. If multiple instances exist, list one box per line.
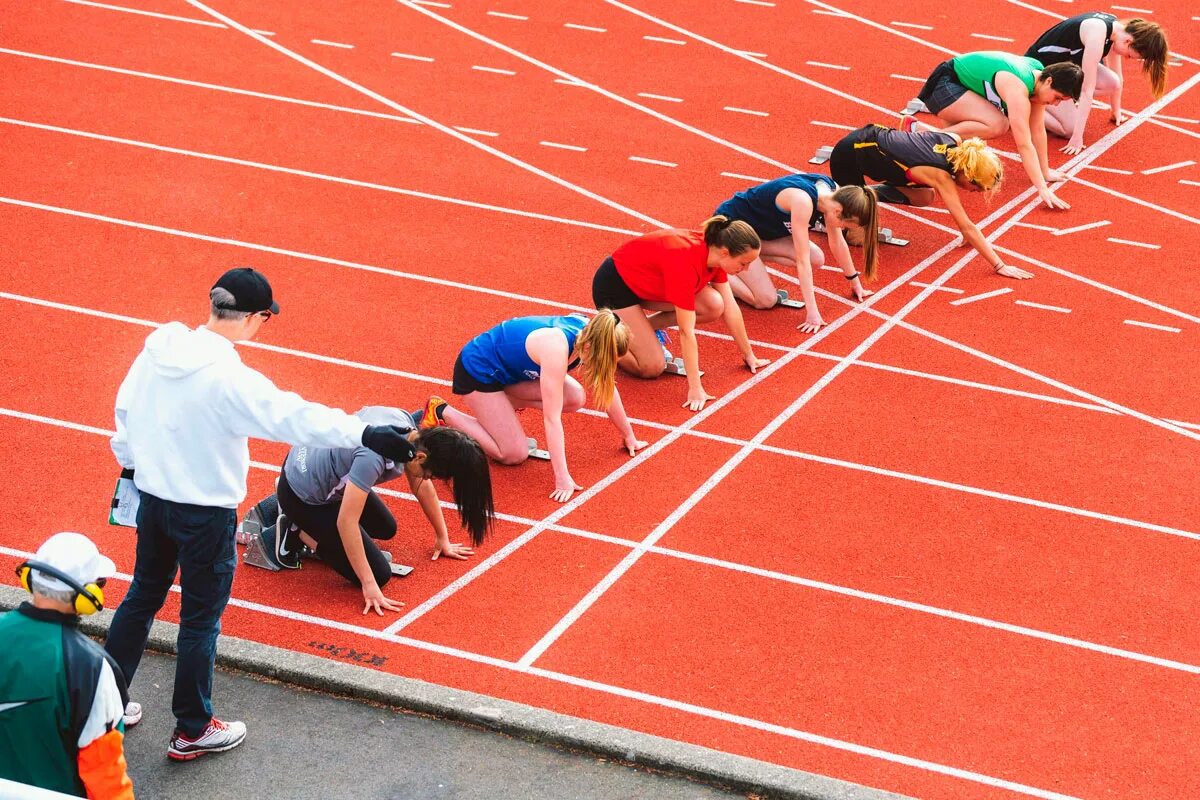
left=418, top=312, right=645, bottom=503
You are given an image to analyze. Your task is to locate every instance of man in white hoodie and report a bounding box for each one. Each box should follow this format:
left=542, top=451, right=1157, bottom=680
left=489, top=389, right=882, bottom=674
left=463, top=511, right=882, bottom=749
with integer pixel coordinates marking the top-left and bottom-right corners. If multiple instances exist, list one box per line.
left=104, top=267, right=416, bottom=761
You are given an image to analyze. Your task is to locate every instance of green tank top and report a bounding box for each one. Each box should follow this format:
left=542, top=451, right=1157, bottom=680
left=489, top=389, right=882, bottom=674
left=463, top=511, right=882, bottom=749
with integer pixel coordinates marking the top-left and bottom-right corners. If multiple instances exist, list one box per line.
left=952, top=51, right=1043, bottom=112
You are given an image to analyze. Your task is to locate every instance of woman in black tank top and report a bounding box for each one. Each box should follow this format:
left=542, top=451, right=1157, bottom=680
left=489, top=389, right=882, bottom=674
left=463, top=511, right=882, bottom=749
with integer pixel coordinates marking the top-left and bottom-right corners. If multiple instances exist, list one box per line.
left=1027, top=14, right=1169, bottom=153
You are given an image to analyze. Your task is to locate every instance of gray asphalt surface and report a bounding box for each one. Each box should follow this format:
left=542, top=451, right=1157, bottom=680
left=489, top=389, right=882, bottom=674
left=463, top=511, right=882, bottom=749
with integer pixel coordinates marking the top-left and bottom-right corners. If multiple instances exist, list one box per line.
left=123, top=651, right=749, bottom=800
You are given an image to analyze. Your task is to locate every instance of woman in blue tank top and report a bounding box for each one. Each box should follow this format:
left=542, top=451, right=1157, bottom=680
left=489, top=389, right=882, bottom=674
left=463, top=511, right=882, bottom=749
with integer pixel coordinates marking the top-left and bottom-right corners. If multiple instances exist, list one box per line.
left=417, top=312, right=646, bottom=503
left=714, top=174, right=879, bottom=334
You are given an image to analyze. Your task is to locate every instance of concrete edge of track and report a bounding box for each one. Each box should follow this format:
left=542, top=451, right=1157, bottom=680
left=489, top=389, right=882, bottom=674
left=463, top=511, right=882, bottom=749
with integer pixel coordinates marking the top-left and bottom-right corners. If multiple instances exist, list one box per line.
left=0, top=585, right=911, bottom=800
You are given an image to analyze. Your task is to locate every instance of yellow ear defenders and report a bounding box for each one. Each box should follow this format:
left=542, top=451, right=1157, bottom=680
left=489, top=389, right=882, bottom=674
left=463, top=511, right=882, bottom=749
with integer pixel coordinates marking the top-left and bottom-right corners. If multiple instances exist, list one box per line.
left=16, top=560, right=106, bottom=615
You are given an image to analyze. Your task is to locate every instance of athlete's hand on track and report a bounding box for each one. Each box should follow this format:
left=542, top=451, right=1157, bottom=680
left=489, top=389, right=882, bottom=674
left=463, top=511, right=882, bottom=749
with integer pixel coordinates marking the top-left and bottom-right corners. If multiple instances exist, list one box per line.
left=743, top=354, right=771, bottom=374
left=995, top=263, right=1034, bottom=279
left=432, top=541, right=474, bottom=560
left=1111, top=109, right=1126, bottom=125
left=683, top=386, right=716, bottom=413
left=623, top=435, right=649, bottom=457
left=1045, top=168, right=1068, bottom=183
left=851, top=282, right=874, bottom=302
left=798, top=311, right=826, bottom=334
left=361, top=583, right=404, bottom=616
left=1037, top=187, right=1070, bottom=210
left=1060, top=136, right=1085, bottom=155
left=551, top=476, right=584, bottom=503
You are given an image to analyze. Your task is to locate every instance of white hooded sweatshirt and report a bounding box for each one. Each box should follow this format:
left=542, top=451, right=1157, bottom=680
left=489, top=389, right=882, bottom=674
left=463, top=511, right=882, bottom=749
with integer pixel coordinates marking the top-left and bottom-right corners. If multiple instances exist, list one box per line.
left=111, top=323, right=365, bottom=508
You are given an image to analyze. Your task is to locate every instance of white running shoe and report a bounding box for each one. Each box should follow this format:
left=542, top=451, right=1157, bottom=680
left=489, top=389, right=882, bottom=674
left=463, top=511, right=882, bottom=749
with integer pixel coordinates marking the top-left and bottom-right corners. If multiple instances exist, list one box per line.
left=167, top=718, right=247, bottom=761
left=122, top=701, right=142, bottom=728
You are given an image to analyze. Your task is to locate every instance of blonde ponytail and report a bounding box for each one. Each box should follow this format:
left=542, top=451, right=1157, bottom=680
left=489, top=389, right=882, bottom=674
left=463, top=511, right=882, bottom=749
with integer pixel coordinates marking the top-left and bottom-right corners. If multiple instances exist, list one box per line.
left=578, top=310, right=629, bottom=410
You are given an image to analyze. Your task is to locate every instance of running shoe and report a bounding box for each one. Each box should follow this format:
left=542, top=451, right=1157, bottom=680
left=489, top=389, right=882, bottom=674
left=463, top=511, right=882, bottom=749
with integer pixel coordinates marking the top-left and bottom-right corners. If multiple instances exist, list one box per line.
left=167, top=718, right=247, bottom=761
left=418, top=395, right=449, bottom=429
left=255, top=523, right=284, bottom=571
left=122, top=701, right=142, bottom=729
left=899, top=114, right=917, bottom=133
left=274, top=512, right=302, bottom=570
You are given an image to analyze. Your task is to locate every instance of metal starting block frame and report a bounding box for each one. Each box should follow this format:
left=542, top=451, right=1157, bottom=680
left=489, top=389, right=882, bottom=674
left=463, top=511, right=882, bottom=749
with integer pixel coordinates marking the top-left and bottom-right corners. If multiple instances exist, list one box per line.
left=776, top=289, right=805, bottom=309
left=808, top=145, right=833, bottom=165
left=660, top=348, right=703, bottom=378
left=878, top=227, right=910, bottom=246
left=526, top=437, right=550, bottom=460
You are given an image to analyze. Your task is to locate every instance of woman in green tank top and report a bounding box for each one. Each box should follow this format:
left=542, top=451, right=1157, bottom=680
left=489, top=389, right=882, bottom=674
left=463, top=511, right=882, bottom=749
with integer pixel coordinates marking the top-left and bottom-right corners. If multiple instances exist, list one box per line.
left=914, top=51, right=1083, bottom=211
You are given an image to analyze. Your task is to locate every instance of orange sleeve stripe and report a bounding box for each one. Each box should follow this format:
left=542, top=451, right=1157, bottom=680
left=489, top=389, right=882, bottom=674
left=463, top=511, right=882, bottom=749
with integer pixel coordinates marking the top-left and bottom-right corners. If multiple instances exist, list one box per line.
left=78, top=729, right=135, bottom=800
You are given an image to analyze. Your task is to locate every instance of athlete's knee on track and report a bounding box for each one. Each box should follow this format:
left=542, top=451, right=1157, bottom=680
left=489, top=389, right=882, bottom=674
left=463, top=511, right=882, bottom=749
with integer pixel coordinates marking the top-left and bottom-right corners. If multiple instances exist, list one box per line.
left=496, top=444, right=530, bottom=466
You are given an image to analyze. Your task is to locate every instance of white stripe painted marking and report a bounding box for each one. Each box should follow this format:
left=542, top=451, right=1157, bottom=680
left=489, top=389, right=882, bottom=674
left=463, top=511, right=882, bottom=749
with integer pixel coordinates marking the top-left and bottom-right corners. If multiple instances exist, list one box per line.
left=890, top=73, right=927, bottom=83
left=251, top=30, right=275, bottom=36
left=1082, top=164, right=1133, bottom=175
left=554, top=78, right=587, bottom=86
left=564, top=22, right=606, bottom=32
left=735, top=0, right=775, bottom=5
left=1112, top=4, right=1152, bottom=13
left=806, top=60, right=850, bottom=70
left=310, top=38, right=354, bottom=48
left=472, top=65, right=516, bottom=75
left=1015, top=300, right=1072, bottom=313
left=724, top=106, right=769, bottom=116
left=1154, top=114, right=1200, bottom=124
left=637, top=92, right=683, bottom=102
left=391, top=52, right=435, bottom=61
left=487, top=10, right=528, bottom=19
left=909, top=281, right=964, bottom=294
left=1107, top=237, right=1160, bottom=250
left=891, top=20, right=934, bottom=30
left=629, top=155, right=678, bottom=167
left=1014, top=221, right=1059, bottom=232
left=1052, top=220, right=1111, bottom=236
left=643, top=35, right=686, bottom=45
left=733, top=49, right=769, bottom=58
left=971, top=33, right=1015, bottom=42
left=1180, top=179, right=1200, bottom=188
left=810, top=120, right=856, bottom=130
left=411, top=0, right=451, bottom=6
left=951, top=287, right=1014, bottom=306
left=539, top=140, right=587, bottom=152
left=721, top=171, right=770, bottom=181
left=1124, top=319, right=1181, bottom=333
left=453, top=126, right=500, bottom=136
left=61, top=0, right=224, bottom=26
left=1142, top=160, right=1195, bottom=174
left=812, top=8, right=849, bottom=16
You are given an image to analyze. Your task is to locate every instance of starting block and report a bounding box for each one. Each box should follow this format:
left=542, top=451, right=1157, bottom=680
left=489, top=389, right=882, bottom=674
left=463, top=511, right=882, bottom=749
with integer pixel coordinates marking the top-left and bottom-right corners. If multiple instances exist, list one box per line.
left=242, top=527, right=279, bottom=571
left=776, top=289, right=805, bottom=309
left=808, top=145, right=833, bottom=165
left=902, top=98, right=927, bottom=116
left=660, top=348, right=703, bottom=378
left=526, top=437, right=550, bottom=460
left=878, top=227, right=910, bottom=246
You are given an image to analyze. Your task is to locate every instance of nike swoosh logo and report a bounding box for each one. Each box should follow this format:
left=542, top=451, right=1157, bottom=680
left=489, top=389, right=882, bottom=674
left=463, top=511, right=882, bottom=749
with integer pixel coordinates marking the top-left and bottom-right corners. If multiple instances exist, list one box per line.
left=278, top=538, right=292, bottom=557
left=0, top=700, right=41, bottom=714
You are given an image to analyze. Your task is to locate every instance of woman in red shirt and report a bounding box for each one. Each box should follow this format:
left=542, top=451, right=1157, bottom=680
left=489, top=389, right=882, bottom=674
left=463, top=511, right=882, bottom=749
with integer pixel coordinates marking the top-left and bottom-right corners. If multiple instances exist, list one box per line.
left=591, top=215, right=770, bottom=412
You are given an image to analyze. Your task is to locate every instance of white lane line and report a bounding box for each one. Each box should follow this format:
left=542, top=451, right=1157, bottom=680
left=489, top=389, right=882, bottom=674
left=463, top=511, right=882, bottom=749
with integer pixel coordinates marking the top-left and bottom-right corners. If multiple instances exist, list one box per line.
left=1015, top=300, right=1072, bottom=313
left=391, top=52, right=435, bottom=62
left=890, top=73, right=927, bottom=83
left=1124, top=319, right=1182, bottom=333
left=0, top=47, right=419, bottom=124
left=1071, top=176, right=1200, bottom=227
left=1112, top=4, right=1152, bottom=12
left=636, top=92, right=683, bottom=102
left=251, top=30, right=275, bottom=36
left=60, top=0, right=225, bottom=26
left=1013, top=221, right=1059, bottom=232
left=950, top=287, right=1014, bottom=306
left=806, top=60, right=850, bottom=70
left=451, top=125, right=499, bottom=136
left=909, top=281, right=964, bottom=294
left=310, top=38, right=355, bottom=48
left=1107, top=237, right=1161, bottom=250
left=1147, top=117, right=1200, bottom=140
left=412, top=0, right=451, bottom=6
left=1142, top=160, right=1196, bottom=174
left=810, top=120, right=856, bottom=130
left=1181, top=179, right=1200, bottom=188
left=733, top=49, right=768, bottom=58
left=628, top=155, right=678, bottom=167
left=1154, top=114, right=1200, bottom=124
left=891, top=20, right=933, bottom=30
left=724, top=106, right=769, bottom=116
left=971, top=32, right=1015, bottom=42
left=554, top=78, right=586, bottom=86
left=721, top=171, right=770, bottom=181
left=471, top=65, right=516, bottom=75
left=1082, top=164, right=1133, bottom=175
left=735, top=0, right=776, bottom=5
left=487, top=10, right=528, bottom=19
left=643, top=35, right=687, bottom=44
left=186, top=0, right=667, bottom=229
left=564, top=22, right=606, bottom=32
left=539, top=140, right=587, bottom=152
left=1052, top=220, right=1111, bottom=236
left=0, top=118, right=647, bottom=235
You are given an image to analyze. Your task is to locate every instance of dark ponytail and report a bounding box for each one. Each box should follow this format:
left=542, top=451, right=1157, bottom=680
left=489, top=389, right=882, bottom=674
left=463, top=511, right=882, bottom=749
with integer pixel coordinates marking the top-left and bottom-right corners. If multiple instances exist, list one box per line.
left=416, top=427, right=494, bottom=546
left=832, top=186, right=879, bottom=281
left=700, top=215, right=760, bottom=255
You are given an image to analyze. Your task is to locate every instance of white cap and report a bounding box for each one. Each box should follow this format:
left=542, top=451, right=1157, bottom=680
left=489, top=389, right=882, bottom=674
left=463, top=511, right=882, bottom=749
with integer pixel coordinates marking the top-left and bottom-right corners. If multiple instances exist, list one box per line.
left=29, top=532, right=117, bottom=594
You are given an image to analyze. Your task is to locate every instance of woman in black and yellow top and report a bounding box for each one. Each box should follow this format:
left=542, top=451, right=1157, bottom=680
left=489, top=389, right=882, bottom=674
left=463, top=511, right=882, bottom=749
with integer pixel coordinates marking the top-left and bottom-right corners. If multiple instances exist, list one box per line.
left=830, top=124, right=1032, bottom=279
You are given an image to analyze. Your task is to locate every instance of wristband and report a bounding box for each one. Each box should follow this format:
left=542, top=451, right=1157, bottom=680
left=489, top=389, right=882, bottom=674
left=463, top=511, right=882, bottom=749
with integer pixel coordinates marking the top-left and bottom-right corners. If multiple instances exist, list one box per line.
left=993, top=262, right=1005, bottom=273
left=845, top=272, right=860, bottom=281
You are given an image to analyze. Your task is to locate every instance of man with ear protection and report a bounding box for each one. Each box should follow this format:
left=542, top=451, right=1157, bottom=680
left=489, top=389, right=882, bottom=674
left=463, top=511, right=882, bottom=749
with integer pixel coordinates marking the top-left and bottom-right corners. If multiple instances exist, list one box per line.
left=0, top=532, right=135, bottom=799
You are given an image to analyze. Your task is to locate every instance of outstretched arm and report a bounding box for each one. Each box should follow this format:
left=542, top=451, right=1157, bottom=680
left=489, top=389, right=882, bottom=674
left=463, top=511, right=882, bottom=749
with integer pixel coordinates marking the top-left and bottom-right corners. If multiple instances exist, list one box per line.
left=1064, top=19, right=1109, bottom=154
left=1002, top=75, right=1069, bottom=210
left=716, top=280, right=769, bottom=374
left=925, top=170, right=1033, bottom=279
left=605, top=385, right=647, bottom=456
left=777, top=189, right=826, bottom=333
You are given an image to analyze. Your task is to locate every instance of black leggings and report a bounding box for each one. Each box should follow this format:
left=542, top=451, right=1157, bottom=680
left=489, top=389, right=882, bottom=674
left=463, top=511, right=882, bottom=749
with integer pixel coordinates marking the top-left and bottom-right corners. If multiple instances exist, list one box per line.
left=276, top=466, right=396, bottom=588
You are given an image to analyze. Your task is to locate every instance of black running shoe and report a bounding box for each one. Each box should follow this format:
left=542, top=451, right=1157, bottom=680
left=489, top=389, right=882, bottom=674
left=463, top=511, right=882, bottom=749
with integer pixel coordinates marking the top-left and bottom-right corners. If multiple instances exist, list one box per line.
left=274, top=513, right=302, bottom=570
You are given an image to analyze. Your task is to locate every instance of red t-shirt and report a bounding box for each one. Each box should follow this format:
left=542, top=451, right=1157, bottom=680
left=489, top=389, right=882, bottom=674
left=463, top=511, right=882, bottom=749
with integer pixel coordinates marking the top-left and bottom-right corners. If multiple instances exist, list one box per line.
left=611, top=229, right=728, bottom=312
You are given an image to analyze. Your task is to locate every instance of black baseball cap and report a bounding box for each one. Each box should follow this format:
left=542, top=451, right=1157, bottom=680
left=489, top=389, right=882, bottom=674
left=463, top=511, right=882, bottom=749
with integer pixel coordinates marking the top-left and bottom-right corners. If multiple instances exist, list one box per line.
left=212, top=267, right=280, bottom=314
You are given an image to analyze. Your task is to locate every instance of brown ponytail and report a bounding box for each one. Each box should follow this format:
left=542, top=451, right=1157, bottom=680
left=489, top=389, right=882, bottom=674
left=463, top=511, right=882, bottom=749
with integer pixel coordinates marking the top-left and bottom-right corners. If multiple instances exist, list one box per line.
left=700, top=215, right=760, bottom=255
left=577, top=309, right=630, bottom=410
left=1125, top=18, right=1169, bottom=99
left=832, top=186, right=879, bottom=281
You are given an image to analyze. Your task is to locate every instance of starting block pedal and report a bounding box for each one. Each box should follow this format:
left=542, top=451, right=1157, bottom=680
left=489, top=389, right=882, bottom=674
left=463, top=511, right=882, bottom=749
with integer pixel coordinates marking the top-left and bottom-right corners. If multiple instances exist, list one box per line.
left=390, top=562, right=414, bottom=578
left=776, top=289, right=806, bottom=309
left=808, top=145, right=833, bottom=165
left=878, top=227, right=910, bottom=246
left=659, top=348, right=703, bottom=378
left=810, top=219, right=827, bottom=234
left=526, top=437, right=551, bottom=460
left=902, top=98, right=927, bottom=116
left=241, top=526, right=280, bottom=572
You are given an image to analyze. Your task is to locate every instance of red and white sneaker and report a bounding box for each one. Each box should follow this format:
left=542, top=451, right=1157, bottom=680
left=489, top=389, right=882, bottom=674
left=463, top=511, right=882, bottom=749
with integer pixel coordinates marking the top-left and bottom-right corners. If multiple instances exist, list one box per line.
left=418, top=395, right=449, bottom=429
left=168, top=718, right=247, bottom=761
